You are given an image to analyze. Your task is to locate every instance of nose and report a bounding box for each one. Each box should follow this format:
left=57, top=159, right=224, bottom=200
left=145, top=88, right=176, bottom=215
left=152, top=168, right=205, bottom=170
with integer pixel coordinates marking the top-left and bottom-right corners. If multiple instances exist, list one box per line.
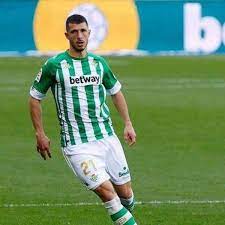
left=77, top=30, right=83, bottom=39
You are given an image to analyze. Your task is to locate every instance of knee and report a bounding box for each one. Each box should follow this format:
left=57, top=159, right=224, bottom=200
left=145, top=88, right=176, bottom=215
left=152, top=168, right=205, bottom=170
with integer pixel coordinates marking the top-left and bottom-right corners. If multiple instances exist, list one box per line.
left=94, top=184, right=117, bottom=202
left=116, top=184, right=133, bottom=199
left=120, top=187, right=133, bottom=199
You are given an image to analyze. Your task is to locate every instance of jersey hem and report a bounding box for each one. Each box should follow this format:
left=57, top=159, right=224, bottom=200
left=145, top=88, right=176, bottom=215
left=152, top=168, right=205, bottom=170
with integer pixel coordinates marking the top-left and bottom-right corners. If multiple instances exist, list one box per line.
left=61, top=132, right=115, bottom=149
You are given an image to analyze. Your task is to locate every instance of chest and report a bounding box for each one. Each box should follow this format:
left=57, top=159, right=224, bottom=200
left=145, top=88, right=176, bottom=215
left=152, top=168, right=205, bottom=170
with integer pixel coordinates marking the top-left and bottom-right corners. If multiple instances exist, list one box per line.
left=56, top=59, right=103, bottom=88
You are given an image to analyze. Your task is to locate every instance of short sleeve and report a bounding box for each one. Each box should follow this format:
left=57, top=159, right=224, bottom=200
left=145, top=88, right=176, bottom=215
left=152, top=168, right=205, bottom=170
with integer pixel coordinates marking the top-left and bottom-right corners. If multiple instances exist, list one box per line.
left=30, top=60, right=55, bottom=100
left=101, top=58, right=121, bottom=95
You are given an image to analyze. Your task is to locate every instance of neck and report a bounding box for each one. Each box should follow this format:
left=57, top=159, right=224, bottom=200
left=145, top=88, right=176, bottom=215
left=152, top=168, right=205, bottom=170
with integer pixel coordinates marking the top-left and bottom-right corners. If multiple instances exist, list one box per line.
left=68, top=47, right=87, bottom=58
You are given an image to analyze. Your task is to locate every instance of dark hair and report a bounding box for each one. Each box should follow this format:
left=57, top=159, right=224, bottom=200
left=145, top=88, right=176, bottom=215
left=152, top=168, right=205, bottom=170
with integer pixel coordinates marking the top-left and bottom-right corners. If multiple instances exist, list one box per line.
left=66, top=14, right=88, bottom=31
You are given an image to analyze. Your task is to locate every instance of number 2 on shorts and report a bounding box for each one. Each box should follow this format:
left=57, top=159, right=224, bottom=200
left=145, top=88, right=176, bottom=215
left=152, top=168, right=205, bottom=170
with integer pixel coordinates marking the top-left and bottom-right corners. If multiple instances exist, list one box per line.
left=81, top=160, right=97, bottom=176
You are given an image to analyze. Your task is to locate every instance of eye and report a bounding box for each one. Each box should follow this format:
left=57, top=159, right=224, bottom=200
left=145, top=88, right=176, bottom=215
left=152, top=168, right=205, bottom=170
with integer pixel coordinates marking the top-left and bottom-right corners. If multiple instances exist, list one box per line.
left=70, top=29, right=77, bottom=34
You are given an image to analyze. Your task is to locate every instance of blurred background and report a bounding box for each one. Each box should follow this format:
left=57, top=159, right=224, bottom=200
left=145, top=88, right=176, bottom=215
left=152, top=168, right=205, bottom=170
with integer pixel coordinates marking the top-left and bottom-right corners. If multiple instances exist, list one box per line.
left=1, top=0, right=225, bottom=56
left=0, top=1, right=225, bottom=225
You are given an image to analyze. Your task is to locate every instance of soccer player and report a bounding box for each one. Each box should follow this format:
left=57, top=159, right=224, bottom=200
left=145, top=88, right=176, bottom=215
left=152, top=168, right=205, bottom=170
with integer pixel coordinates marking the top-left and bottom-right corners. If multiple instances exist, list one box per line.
left=29, top=14, right=137, bottom=225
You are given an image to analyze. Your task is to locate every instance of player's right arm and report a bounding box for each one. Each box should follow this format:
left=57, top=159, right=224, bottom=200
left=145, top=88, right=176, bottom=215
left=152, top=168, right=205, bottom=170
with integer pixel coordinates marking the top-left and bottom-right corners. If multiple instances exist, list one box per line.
left=29, top=60, right=55, bottom=160
left=29, top=97, right=51, bottom=160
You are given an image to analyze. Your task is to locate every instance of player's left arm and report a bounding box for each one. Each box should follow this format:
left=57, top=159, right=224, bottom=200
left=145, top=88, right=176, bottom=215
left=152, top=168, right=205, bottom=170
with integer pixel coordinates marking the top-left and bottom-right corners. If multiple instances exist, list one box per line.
left=101, top=57, right=136, bottom=146
left=111, top=91, right=136, bottom=146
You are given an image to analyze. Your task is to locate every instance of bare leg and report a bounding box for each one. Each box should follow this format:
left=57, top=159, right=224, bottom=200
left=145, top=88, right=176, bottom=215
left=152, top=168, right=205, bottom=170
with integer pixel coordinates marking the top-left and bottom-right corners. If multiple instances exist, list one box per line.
left=93, top=180, right=137, bottom=224
left=113, top=181, right=135, bottom=212
left=113, top=181, right=133, bottom=199
left=94, top=180, right=117, bottom=202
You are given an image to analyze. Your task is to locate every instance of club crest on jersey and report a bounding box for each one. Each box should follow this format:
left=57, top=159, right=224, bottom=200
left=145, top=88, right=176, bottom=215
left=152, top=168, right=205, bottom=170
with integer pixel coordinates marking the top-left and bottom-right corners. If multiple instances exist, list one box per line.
left=62, top=61, right=71, bottom=69
left=35, top=68, right=42, bottom=82
left=69, top=75, right=100, bottom=86
left=93, top=59, right=98, bottom=68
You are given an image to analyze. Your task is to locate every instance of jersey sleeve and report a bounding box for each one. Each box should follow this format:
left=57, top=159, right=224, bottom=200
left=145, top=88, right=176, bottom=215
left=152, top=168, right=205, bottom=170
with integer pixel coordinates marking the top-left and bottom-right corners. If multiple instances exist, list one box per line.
left=30, top=60, right=55, bottom=100
left=101, top=58, right=121, bottom=95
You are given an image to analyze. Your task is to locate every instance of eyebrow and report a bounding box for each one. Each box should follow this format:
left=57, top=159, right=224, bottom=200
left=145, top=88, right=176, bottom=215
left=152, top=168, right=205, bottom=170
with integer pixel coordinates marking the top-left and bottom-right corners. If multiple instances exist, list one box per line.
left=70, top=28, right=88, bottom=33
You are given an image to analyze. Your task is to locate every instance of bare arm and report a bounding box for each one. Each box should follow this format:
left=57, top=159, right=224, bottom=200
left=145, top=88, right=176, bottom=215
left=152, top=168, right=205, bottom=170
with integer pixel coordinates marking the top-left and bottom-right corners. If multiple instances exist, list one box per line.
left=111, top=91, right=136, bottom=146
left=29, top=96, right=51, bottom=160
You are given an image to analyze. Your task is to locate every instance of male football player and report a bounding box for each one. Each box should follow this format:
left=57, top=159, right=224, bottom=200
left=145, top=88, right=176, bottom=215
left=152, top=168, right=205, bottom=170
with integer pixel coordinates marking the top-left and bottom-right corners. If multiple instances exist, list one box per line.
left=29, top=14, right=137, bottom=225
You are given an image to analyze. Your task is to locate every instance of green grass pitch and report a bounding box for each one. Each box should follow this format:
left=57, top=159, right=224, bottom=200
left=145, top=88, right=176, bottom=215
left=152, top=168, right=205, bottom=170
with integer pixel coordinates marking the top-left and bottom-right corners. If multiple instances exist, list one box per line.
left=0, top=56, right=225, bottom=225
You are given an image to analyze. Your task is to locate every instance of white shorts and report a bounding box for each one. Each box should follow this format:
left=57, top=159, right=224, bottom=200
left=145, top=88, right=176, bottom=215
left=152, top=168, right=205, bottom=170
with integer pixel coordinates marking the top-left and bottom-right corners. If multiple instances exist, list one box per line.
left=62, top=135, right=131, bottom=190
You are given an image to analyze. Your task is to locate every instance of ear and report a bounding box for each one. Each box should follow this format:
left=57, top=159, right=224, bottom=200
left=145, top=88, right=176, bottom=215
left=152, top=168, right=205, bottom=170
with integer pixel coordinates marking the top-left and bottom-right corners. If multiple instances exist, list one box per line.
left=88, top=29, right=91, bottom=37
left=65, top=32, right=69, bottom=40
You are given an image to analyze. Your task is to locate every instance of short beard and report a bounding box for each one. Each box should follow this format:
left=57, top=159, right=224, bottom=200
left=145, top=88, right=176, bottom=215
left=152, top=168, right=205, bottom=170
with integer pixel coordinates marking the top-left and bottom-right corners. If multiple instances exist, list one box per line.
left=70, top=41, right=86, bottom=52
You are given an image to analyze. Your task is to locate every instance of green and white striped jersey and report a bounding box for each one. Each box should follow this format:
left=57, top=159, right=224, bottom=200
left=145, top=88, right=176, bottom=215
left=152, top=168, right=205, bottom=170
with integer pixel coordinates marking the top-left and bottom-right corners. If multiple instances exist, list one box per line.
left=30, top=51, right=121, bottom=147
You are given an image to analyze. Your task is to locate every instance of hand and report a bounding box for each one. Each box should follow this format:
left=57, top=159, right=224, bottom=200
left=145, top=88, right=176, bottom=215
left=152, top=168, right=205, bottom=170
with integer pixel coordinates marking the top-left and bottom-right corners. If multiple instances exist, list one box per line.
left=36, top=133, right=51, bottom=160
left=124, top=121, right=136, bottom=147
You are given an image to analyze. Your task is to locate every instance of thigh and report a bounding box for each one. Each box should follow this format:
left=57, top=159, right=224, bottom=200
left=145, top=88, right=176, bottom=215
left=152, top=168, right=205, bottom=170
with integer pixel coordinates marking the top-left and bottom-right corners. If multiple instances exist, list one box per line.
left=63, top=143, right=110, bottom=190
left=105, top=135, right=131, bottom=185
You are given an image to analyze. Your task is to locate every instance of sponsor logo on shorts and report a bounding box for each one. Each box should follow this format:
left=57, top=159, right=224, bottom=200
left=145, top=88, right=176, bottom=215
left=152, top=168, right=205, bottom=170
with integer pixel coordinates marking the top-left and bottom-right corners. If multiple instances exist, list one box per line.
left=90, top=174, right=98, bottom=182
left=119, top=167, right=130, bottom=177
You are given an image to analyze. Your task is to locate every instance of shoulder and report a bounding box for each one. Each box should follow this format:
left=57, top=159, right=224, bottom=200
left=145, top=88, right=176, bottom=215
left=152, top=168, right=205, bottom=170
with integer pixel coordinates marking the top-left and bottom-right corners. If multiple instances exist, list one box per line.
left=88, top=52, right=107, bottom=63
left=43, top=52, right=67, bottom=74
left=88, top=52, right=110, bottom=71
left=47, top=52, right=67, bottom=65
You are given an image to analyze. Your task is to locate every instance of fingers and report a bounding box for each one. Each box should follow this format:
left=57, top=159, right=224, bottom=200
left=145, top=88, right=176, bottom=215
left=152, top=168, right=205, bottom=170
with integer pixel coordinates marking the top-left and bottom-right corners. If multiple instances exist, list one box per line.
left=124, top=134, right=129, bottom=142
left=36, top=146, right=51, bottom=160
left=124, top=134, right=130, bottom=145
left=46, top=139, right=51, bottom=158
left=128, top=135, right=136, bottom=146
left=36, top=135, right=51, bottom=160
left=40, top=150, right=47, bottom=160
left=124, top=124, right=136, bottom=147
left=46, top=149, right=52, bottom=158
left=124, top=133, right=136, bottom=146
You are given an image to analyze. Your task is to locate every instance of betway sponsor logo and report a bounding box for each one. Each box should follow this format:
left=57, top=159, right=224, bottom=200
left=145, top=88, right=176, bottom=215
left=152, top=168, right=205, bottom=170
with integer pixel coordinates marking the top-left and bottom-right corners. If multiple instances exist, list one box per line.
left=184, top=3, right=225, bottom=53
left=69, top=75, right=100, bottom=86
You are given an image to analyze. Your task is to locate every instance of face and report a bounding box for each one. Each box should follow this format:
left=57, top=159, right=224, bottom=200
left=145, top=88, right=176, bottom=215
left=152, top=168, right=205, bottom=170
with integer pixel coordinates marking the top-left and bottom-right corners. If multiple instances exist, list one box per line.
left=65, top=22, right=90, bottom=52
